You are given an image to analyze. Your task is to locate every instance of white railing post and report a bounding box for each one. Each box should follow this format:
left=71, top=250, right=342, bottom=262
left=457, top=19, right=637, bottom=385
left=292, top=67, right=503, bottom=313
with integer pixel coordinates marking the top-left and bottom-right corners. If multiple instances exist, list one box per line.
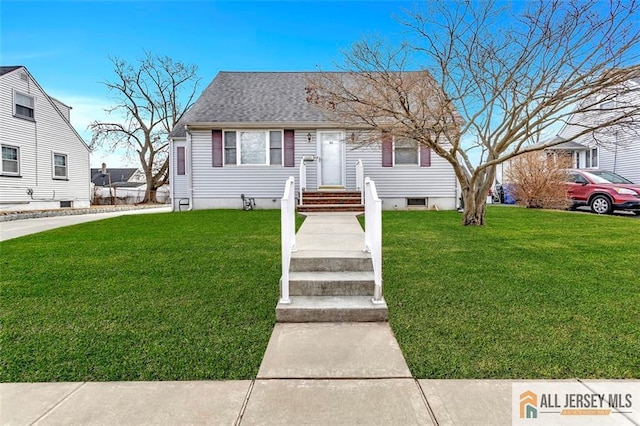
left=280, top=176, right=296, bottom=304
left=299, top=158, right=307, bottom=206
left=364, top=177, right=383, bottom=303
left=355, top=159, right=364, bottom=201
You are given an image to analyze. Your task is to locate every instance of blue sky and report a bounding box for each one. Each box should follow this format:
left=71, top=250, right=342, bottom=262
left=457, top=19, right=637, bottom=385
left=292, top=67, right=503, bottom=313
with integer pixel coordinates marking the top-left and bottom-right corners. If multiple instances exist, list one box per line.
left=1, top=1, right=413, bottom=167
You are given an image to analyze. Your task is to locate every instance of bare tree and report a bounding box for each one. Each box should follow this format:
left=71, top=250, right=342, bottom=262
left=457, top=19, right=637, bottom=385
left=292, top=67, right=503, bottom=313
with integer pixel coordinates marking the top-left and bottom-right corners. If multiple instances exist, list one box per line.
left=90, top=53, right=200, bottom=203
left=306, top=0, right=640, bottom=225
left=505, top=152, right=572, bottom=210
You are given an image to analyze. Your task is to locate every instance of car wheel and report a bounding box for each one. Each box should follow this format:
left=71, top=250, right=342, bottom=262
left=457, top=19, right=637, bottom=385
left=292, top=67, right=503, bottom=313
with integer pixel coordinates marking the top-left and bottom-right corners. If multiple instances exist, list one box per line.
left=590, top=195, right=613, bottom=215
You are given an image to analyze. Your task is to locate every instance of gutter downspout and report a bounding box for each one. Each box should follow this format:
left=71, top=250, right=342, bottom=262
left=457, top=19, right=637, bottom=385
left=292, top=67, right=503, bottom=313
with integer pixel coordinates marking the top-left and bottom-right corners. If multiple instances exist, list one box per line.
left=169, top=136, right=176, bottom=212
left=186, top=125, right=194, bottom=211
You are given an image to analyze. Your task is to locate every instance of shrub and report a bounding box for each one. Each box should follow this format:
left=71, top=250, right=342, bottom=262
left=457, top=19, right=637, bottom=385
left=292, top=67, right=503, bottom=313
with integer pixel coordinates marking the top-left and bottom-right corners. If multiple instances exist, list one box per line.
left=506, top=152, right=571, bottom=209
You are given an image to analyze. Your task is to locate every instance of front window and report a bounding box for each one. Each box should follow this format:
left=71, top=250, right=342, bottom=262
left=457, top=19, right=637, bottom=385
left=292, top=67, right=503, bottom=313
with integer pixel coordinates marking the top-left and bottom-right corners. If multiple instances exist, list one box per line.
left=394, top=138, right=419, bottom=165
left=2, top=145, right=20, bottom=175
left=53, top=153, right=67, bottom=179
left=240, top=131, right=267, bottom=165
left=224, top=130, right=283, bottom=165
left=14, top=92, right=34, bottom=120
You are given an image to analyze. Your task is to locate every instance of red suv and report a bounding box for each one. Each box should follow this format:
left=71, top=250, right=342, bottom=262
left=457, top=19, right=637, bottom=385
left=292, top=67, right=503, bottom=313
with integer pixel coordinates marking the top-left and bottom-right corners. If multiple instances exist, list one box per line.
left=564, top=169, right=640, bottom=215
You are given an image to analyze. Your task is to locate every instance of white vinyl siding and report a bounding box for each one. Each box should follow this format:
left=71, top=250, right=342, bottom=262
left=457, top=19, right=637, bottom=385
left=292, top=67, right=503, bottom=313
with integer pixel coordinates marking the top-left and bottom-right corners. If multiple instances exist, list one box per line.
left=189, top=129, right=316, bottom=199
left=346, top=138, right=456, bottom=199
left=0, top=68, right=90, bottom=207
left=181, top=128, right=455, bottom=205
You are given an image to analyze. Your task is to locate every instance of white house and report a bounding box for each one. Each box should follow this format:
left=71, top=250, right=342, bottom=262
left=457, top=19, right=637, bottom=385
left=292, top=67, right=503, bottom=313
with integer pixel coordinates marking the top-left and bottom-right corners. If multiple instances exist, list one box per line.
left=0, top=66, right=90, bottom=210
left=545, top=76, right=640, bottom=183
left=168, top=72, right=458, bottom=211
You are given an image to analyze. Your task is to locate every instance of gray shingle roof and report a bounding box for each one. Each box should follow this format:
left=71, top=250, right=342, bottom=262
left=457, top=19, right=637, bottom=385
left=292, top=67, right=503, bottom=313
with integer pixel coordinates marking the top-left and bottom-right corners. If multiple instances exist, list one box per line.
left=91, top=168, right=140, bottom=186
left=169, top=72, right=331, bottom=138
left=0, top=66, right=22, bottom=76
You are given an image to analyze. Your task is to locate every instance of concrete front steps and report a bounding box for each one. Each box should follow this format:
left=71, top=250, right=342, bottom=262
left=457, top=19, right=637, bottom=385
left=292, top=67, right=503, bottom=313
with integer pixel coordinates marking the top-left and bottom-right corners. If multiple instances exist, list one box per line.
left=276, top=246, right=388, bottom=322
left=298, top=191, right=364, bottom=213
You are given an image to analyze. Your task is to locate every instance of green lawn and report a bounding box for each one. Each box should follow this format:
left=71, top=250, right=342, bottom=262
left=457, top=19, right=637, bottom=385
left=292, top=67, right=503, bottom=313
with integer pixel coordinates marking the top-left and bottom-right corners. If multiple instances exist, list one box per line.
left=383, top=207, right=640, bottom=379
left=1, top=207, right=638, bottom=382
left=1, top=210, right=287, bottom=382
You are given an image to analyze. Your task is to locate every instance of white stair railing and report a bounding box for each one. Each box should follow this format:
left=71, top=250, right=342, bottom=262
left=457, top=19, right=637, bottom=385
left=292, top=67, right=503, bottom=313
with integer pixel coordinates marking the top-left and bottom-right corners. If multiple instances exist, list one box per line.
left=355, top=159, right=364, bottom=202
left=364, top=177, right=383, bottom=303
left=299, top=158, right=307, bottom=206
left=280, top=176, right=296, bottom=304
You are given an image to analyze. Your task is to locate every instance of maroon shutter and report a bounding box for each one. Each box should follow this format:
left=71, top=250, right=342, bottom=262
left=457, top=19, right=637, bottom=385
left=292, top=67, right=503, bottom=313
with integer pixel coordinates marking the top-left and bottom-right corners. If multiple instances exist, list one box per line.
left=284, top=129, right=295, bottom=167
left=382, top=132, right=393, bottom=167
left=420, top=145, right=431, bottom=167
left=212, top=130, right=222, bottom=167
left=177, top=147, right=185, bottom=175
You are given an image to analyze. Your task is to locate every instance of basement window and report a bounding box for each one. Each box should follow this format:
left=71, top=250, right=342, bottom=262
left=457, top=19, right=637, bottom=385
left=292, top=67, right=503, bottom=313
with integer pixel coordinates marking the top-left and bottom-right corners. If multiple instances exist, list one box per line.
left=407, top=198, right=426, bottom=207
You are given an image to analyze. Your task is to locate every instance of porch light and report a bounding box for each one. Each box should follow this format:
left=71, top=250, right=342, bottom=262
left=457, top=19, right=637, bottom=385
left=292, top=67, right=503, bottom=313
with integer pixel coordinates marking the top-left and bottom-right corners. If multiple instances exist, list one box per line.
left=307, top=133, right=312, bottom=143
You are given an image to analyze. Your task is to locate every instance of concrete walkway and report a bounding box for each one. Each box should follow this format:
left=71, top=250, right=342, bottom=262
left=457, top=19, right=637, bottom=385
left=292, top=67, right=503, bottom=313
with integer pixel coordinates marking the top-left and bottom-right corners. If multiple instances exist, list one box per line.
left=0, top=206, right=171, bottom=241
left=2, top=212, right=639, bottom=425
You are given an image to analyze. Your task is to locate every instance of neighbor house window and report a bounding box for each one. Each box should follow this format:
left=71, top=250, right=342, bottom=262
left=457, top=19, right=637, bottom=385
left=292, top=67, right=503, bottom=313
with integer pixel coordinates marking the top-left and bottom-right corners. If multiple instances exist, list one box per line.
left=590, top=148, right=598, bottom=168
left=222, top=130, right=283, bottom=165
left=585, top=151, right=591, bottom=168
left=394, top=138, right=419, bottom=165
left=575, top=152, right=580, bottom=168
left=53, top=153, right=67, bottom=179
left=14, top=92, right=35, bottom=120
left=1, top=144, right=20, bottom=175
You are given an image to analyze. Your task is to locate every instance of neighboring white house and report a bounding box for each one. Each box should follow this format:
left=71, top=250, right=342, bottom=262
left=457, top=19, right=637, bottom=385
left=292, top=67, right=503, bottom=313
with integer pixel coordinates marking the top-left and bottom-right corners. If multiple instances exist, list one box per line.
left=168, top=72, right=458, bottom=211
left=90, top=165, right=170, bottom=205
left=545, top=76, right=640, bottom=183
left=0, top=66, right=91, bottom=210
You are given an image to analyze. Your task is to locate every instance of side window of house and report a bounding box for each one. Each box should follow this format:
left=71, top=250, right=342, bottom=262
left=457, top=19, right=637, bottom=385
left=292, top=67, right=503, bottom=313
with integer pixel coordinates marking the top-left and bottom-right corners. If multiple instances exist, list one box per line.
left=590, top=148, right=598, bottom=168
left=177, top=147, right=186, bottom=175
left=14, top=92, right=35, bottom=120
left=2, top=144, right=20, bottom=175
left=53, top=153, right=68, bottom=179
left=394, top=138, right=419, bottom=165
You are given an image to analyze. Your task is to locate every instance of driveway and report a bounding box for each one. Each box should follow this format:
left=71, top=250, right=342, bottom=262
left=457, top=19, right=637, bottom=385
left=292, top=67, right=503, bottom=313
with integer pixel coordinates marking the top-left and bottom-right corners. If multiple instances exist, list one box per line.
left=0, top=207, right=171, bottom=242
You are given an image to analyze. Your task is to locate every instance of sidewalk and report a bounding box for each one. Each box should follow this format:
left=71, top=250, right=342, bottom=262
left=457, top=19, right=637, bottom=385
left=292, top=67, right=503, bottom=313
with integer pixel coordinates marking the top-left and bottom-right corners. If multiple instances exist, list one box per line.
left=2, top=212, right=639, bottom=425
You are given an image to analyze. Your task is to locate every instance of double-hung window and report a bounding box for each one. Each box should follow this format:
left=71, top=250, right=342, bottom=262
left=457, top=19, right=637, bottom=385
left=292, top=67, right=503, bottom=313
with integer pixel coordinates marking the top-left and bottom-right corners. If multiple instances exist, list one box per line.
left=53, top=153, right=68, bottom=179
left=2, top=145, right=20, bottom=175
left=590, top=148, right=598, bottom=168
left=394, top=138, right=419, bottom=165
left=14, top=92, right=35, bottom=120
left=223, top=130, right=283, bottom=165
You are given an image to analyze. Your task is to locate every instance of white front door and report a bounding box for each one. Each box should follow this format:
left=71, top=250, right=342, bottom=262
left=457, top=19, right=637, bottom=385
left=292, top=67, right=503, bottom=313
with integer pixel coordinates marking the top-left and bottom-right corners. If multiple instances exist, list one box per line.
left=318, top=131, right=344, bottom=186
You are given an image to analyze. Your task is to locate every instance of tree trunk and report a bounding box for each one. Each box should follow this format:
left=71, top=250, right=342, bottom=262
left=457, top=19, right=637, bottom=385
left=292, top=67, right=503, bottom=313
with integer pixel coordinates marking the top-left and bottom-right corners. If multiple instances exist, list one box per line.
left=461, top=188, right=487, bottom=225
left=143, top=186, right=158, bottom=204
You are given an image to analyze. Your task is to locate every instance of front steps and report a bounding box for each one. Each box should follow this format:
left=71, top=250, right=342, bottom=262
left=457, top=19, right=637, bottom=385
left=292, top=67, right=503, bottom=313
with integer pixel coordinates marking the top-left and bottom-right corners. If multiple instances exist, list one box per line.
left=276, top=214, right=388, bottom=323
left=298, top=191, right=364, bottom=213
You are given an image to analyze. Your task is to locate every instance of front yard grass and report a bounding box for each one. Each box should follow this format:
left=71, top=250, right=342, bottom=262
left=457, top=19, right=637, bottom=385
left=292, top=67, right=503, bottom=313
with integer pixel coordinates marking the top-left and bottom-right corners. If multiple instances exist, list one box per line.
left=384, top=207, right=639, bottom=378
left=1, top=207, right=638, bottom=382
left=1, top=210, right=287, bottom=382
